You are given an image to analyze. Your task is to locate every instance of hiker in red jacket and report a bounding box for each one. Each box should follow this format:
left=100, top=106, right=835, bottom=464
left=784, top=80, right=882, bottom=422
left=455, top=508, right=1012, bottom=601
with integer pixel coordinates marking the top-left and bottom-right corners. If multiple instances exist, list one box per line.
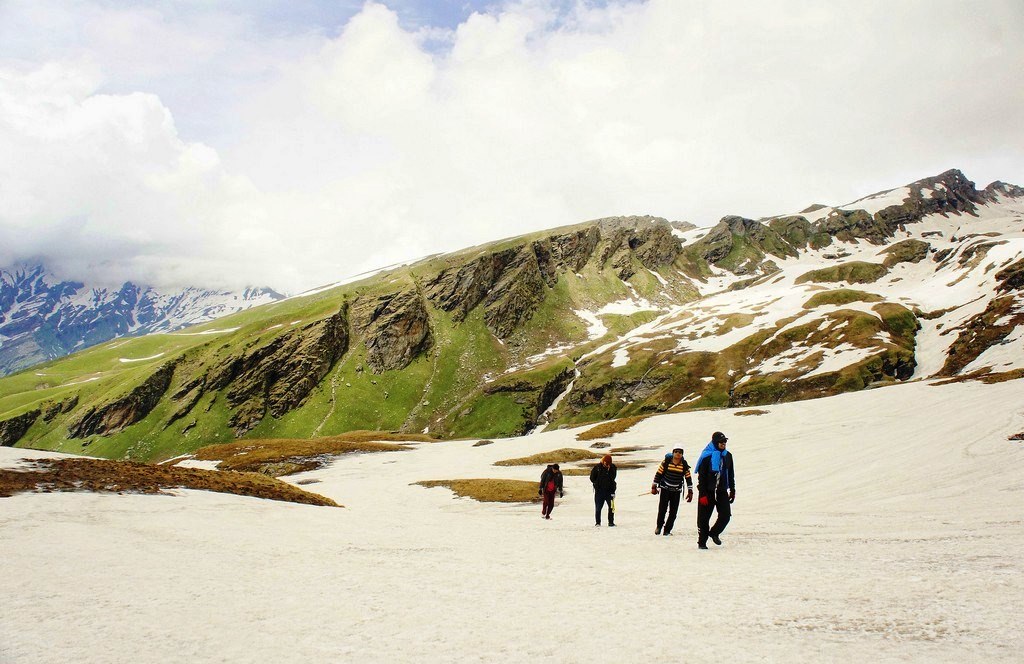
left=539, top=464, right=564, bottom=519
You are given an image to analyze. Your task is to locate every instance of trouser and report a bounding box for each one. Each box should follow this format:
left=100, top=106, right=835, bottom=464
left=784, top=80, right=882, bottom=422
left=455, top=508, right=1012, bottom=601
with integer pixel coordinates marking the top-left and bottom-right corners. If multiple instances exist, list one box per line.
left=697, top=491, right=732, bottom=545
left=656, top=489, right=681, bottom=533
left=542, top=490, right=556, bottom=516
left=595, top=490, right=614, bottom=525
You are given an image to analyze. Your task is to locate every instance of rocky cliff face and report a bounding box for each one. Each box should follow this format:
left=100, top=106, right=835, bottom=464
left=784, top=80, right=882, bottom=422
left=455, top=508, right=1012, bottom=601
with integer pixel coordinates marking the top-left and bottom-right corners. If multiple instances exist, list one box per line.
left=0, top=409, right=40, bottom=447
left=696, top=216, right=798, bottom=274
left=213, top=308, right=350, bottom=435
left=426, top=220, right=678, bottom=338
left=353, top=289, right=432, bottom=373
left=68, top=362, right=178, bottom=438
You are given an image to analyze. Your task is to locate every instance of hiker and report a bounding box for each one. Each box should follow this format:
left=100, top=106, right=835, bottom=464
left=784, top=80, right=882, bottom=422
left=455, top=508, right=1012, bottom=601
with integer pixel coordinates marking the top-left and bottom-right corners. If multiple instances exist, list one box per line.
left=539, top=463, right=564, bottom=520
left=650, top=447, right=693, bottom=536
left=590, top=454, right=617, bottom=527
left=694, top=431, right=736, bottom=549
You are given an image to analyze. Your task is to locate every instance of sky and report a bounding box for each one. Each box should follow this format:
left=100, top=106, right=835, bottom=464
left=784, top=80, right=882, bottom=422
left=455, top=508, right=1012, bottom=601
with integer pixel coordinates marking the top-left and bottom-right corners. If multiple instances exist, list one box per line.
left=0, top=0, right=1022, bottom=293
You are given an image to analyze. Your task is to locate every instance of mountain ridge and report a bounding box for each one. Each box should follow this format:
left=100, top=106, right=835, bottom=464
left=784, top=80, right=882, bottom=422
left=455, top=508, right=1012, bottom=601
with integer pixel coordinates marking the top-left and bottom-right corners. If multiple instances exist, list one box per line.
left=0, top=265, right=284, bottom=376
left=2, top=168, right=1022, bottom=461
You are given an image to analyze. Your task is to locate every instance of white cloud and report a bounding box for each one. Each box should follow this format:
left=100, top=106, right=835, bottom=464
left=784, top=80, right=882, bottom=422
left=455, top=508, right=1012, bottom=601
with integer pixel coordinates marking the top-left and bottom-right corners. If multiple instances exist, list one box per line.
left=0, top=0, right=1022, bottom=293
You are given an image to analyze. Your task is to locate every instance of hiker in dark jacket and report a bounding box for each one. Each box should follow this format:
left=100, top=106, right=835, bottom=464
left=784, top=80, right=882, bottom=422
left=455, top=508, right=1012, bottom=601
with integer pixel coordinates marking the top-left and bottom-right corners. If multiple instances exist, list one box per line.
left=694, top=431, right=736, bottom=549
left=590, top=454, right=617, bottom=527
left=539, top=464, right=564, bottom=520
left=651, top=447, right=693, bottom=536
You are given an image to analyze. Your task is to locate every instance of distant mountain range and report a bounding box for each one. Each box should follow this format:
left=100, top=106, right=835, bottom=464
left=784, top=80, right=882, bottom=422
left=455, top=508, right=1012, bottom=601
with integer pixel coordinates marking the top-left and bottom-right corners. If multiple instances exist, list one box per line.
left=1, top=168, right=1022, bottom=462
left=0, top=266, right=284, bottom=375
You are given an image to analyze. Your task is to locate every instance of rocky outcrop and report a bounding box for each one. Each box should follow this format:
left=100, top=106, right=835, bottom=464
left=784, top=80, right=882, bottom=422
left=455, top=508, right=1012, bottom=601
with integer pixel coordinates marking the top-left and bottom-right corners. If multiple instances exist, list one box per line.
left=981, top=181, right=1024, bottom=202
left=481, top=246, right=549, bottom=339
left=768, top=216, right=832, bottom=250
left=819, top=208, right=893, bottom=244
left=537, top=227, right=601, bottom=275
left=0, top=409, right=40, bottom=447
left=424, top=248, right=520, bottom=323
left=696, top=216, right=798, bottom=274
left=873, top=169, right=982, bottom=231
left=353, top=289, right=432, bottom=373
left=216, top=308, right=350, bottom=435
left=68, top=362, right=177, bottom=438
left=820, top=170, right=985, bottom=246
left=881, top=239, right=931, bottom=267
left=996, top=258, right=1024, bottom=293
left=939, top=295, right=1024, bottom=376
left=425, top=219, right=682, bottom=337
left=41, top=396, right=78, bottom=423
left=596, top=217, right=682, bottom=280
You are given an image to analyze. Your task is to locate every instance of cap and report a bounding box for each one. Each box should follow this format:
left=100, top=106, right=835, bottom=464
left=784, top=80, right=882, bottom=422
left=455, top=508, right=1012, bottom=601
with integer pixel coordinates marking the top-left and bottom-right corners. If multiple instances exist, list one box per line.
left=712, top=431, right=728, bottom=445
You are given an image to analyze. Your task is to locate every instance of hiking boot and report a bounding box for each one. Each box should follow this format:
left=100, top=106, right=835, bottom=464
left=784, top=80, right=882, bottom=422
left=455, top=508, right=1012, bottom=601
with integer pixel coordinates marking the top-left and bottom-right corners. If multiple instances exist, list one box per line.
left=698, top=544, right=709, bottom=550
left=595, top=522, right=601, bottom=527
left=608, top=522, right=616, bottom=527
left=710, top=533, right=722, bottom=546
left=655, top=526, right=662, bottom=535
left=663, top=530, right=671, bottom=536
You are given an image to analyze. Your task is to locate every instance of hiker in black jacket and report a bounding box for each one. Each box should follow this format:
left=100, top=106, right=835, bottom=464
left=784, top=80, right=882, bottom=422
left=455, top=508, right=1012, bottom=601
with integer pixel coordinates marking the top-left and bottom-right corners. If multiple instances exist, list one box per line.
left=651, top=447, right=693, bottom=536
left=539, top=464, right=564, bottom=520
left=590, top=454, right=617, bottom=527
left=694, top=431, right=736, bottom=549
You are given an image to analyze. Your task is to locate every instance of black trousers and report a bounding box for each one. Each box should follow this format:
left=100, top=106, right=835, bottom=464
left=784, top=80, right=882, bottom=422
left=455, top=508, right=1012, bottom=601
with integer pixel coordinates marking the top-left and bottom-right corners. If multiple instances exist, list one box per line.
left=697, top=491, right=732, bottom=545
left=594, top=490, right=614, bottom=525
left=656, top=489, right=681, bottom=533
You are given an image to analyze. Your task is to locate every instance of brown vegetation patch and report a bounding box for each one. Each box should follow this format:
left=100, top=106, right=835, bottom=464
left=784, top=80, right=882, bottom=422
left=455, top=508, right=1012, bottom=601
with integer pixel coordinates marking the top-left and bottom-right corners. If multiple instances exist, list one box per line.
left=493, top=448, right=602, bottom=466
left=576, top=415, right=650, bottom=441
left=931, top=368, right=1024, bottom=386
left=193, top=430, right=429, bottom=476
left=735, top=409, right=770, bottom=417
left=560, top=468, right=592, bottom=476
left=588, top=442, right=611, bottom=449
left=1009, top=432, right=1024, bottom=442
left=414, top=479, right=541, bottom=502
left=0, top=458, right=339, bottom=506
left=472, top=439, right=495, bottom=447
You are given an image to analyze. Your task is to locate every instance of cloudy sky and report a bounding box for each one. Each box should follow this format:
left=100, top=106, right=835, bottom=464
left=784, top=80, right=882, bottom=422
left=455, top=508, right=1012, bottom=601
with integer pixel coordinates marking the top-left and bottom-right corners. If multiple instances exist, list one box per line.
left=1, top=0, right=1022, bottom=293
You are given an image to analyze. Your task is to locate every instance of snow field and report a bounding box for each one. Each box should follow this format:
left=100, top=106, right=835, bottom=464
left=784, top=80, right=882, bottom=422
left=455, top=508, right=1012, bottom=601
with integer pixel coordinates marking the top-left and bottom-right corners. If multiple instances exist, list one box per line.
left=2, top=378, right=1023, bottom=662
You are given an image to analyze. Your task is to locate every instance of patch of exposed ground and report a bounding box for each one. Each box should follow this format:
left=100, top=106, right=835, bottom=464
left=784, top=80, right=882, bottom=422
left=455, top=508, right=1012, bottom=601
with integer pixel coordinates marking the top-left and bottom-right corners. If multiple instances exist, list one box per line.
left=931, top=369, right=1024, bottom=386
left=0, top=458, right=338, bottom=506
left=493, top=448, right=602, bottom=466
left=735, top=409, right=770, bottom=416
left=193, top=431, right=431, bottom=476
left=413, top=479, right=541, bottom=502
left=576, top=415, right=650, bottom=441
left=472, top=440, right=494, bottom=447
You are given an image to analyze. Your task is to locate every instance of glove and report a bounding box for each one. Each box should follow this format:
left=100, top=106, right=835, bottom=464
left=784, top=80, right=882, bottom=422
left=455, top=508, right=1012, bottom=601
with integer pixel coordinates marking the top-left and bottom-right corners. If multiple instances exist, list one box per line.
left=651, top=484, right=658, bottom=495
left=729, top=489, right=735, bottom=503
left=559, top=491, right=564, bottom=498
left=685, top=489, right=693, bottom=503
left=538, top=489, right=543, bottom=497
left=610, top=493, right=615, bottom=500
left=698, top=495, right=709, bottom=506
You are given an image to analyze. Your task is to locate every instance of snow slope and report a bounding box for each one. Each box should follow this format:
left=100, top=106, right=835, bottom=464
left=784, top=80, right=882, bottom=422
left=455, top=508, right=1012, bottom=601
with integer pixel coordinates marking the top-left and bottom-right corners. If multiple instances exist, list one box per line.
left=2, top=378, right=1022, bottom=663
